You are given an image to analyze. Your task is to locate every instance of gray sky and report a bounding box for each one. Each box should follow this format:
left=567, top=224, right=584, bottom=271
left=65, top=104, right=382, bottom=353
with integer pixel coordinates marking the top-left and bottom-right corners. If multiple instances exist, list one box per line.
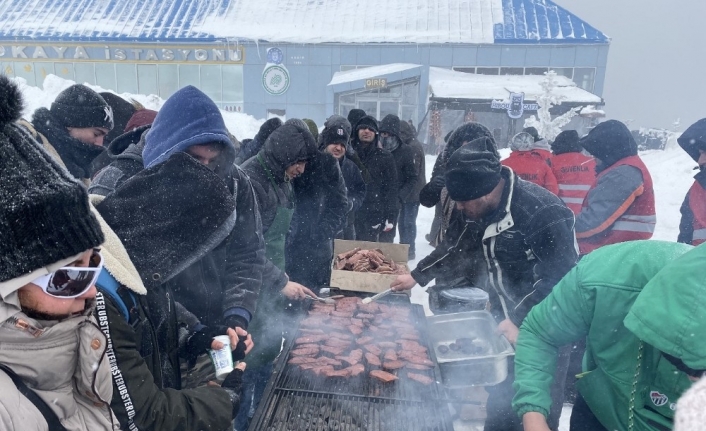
left=555, top=0, right=706, bottom=131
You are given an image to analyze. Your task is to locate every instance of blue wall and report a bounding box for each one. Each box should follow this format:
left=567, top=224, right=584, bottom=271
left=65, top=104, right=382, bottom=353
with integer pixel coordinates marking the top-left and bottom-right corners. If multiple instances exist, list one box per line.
left=242, top=42, right=609, bottom=125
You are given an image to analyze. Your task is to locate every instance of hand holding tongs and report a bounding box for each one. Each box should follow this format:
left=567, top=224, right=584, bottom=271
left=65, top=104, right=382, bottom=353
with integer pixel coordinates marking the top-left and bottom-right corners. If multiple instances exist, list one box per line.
left=305, top=294, right=344, bottom=304
left=362, top=288, right=393, bottom=304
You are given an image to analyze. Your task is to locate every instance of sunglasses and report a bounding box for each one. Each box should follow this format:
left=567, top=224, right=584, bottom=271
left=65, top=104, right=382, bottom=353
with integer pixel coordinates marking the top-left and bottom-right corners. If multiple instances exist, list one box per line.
left=31, top=250, right=104, bottom=299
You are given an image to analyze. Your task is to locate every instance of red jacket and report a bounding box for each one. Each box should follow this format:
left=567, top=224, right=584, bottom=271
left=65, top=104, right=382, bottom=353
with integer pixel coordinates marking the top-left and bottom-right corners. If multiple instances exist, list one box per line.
left=678, top=177, right=706, bottom=246
left=502, top=151, right=558, bottom=195
left=576, top=155, right=655, bottom=254
left=551, top=152, right=596, bottom=214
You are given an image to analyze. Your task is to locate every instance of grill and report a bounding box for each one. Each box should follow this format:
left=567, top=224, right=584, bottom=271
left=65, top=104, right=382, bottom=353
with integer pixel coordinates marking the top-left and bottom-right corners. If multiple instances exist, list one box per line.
left=248, top=294, right=454, bottom=431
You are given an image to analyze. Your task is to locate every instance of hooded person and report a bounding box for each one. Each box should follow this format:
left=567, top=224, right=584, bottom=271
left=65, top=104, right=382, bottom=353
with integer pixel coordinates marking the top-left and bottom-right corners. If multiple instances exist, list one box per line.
left=351, top=115, right=399, bottom=242
left=89, top=93, right=138, bottom=175
left=19, top=84, right=114, bottom=183
left=320, top=115, right=366, bottom=240
left=391, top=137, right=577, bottom=431
left=237, top=119, right=319, bottom=430
left=512, top=240, right=706, bottom=431
left=420, top=122, right=495, bottom=246
left=550, top=130, right=596, bottom=215
left=398, top=120, right=426, bottom=259
left=234, top=117, right=283, bottom=165
left=676, top=118, right=706, bottom=246
left=91, top=151, right=251, bottom=431
left=522, top=126, right=553, bottom=165
left=575, top=120, right=656, bottom=255
left=502, top=131, right=559, bottom=195
left=0, top=74, right=118, bottom=430
left=302, top=118, right=319, bottom=142
left=378, top=115, right=420, bottom=245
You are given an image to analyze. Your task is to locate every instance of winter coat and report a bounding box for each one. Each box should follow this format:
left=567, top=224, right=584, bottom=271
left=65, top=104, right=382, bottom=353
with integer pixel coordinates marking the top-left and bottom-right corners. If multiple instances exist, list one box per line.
left=90, top=88, right=265, bottom=328
left=501, top=151, right=559, bottom=195
left=286, top=151, right=349, bottom=288
left=412, top=167, right=577, bottom=325
left=677, top=119, right=706, bottom=246
left=513, top=240, right=706, bottom=431
left=576, top=120, right=656, bottom=254
left=340, top=155, right=366, bottom=213
left=234, top=117, right=283, bottom=165
left=90, top=157, right=240, bottom=430
left=399, top=121, right=426, bottom=203
left=26, top=108, right=106, bottom=181
left=550, top=151, right=596, bottom=214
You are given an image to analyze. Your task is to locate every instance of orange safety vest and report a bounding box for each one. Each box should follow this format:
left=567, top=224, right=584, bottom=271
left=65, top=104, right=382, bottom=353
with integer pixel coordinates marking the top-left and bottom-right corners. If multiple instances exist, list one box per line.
left=687, top=181, right=706, bottom=246
left=578, top=155, right=656, bottom=254
left=551, top=152, right=596, bottom=214
left=502, top=151, right=559, bottom=195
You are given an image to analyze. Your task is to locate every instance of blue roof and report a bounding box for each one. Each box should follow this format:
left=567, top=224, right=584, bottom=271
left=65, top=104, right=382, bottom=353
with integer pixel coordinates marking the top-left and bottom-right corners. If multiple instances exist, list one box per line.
left=495, top=0, right=609, bottom=43
left=0, top=0, right=608, bottom=44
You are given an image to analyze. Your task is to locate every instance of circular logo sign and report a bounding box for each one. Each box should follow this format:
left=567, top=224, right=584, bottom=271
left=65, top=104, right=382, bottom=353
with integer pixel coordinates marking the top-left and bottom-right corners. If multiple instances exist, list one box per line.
left=262, top=65, right=290, bottom=95
left=267, top=47, right=284, bottom=65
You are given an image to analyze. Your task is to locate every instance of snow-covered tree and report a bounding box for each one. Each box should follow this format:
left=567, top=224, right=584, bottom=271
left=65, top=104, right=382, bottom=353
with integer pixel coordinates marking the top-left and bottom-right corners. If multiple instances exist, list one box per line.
left=524, top=70, right=581, bottom=141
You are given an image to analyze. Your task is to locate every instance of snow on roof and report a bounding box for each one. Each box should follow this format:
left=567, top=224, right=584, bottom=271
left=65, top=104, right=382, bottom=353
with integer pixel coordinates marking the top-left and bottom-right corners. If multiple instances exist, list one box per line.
left=428, top=67, right=602, bottom=104
left=0, top=0, right=607, bottom=44
left=329, top=64, right=422, bottom=86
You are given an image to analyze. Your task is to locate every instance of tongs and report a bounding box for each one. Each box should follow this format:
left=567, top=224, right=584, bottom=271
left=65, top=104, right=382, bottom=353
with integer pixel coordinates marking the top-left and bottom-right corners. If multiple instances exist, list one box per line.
left=305, top=294, right=344, bottom=304
left=362, top=288, right=393, bottom=304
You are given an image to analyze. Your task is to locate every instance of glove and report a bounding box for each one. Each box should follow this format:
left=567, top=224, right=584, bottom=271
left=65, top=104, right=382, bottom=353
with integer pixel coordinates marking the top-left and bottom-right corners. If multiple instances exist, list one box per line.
left=220, top=368, right=244, bottom=417
left=184, top=325, right=228, bottom=365
left=430, top=174, right=445, bottom=190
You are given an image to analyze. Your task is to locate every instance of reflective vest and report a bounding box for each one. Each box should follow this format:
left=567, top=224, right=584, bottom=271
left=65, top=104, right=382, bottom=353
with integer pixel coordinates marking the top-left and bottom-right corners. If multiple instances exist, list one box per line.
left=687, top=181, right=706, bottom=246
left=501, top=151, right=558, bottom=195
left=579, top=155, right=656, bottom=254
left=551, top=152, right=596, bottom=214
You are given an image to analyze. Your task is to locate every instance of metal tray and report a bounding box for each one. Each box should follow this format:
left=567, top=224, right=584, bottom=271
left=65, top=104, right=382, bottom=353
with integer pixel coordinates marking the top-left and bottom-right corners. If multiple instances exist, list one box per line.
left=426, top=311, right=514, bottom=387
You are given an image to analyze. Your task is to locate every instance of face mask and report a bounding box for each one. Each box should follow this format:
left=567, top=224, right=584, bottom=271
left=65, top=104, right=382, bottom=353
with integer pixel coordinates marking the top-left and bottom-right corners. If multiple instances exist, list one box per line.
left=382, top=136, right=400, bottom=152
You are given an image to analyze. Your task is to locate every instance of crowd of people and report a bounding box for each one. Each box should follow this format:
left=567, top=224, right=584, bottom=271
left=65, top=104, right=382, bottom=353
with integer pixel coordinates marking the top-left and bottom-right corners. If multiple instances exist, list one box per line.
left=0, top=71, right=704, bottom=431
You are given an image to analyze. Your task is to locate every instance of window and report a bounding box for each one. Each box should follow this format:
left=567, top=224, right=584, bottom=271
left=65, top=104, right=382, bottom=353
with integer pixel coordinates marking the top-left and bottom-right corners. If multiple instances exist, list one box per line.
left=340, top=65, right=373, bottom=71
left=500, top=67, right=523, bottom=75
left=452, top=67, right=476, bottom=74
left=574, top=68, right=595, bottom=92
left=14, top=62, right=36, bottom=86
left=476, top=67, right=499, bottom=75
left=34, top=63, right=53, bottom=85
left=115, top=64, right=137, bottom=93
left=200, top=65, right=222, bottom=103
left=137, top=64, right=158, bottom=96
left=158, top=64, right=179, bottom=99
left=95, top=63, right=116, bottom=91
left=553, top=67, right=574, bottom=79
left=179, top=65, right=200, bottom=88
left=525, top=67, right=549, bottom=76
left=74, top=63, right=95, bottom=85
left=222, top=65, right=244, bottom=104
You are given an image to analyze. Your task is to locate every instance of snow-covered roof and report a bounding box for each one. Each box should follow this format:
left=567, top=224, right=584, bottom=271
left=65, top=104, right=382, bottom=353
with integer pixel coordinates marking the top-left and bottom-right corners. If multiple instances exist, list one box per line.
left=329, top=64, right=422, bottom=86
left=0, top=0, right=608, bottom=44
left=429, top=67, right=602, bottom=104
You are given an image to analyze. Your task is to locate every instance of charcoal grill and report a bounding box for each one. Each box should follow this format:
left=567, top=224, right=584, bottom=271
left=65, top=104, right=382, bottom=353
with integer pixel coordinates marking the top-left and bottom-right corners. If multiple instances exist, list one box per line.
left=248, top=295, right=454, bottom=431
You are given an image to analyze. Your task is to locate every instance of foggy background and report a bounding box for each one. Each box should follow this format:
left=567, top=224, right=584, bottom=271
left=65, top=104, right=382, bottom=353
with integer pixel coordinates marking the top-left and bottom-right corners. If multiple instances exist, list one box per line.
left=556, top=0, right=706, bottom=131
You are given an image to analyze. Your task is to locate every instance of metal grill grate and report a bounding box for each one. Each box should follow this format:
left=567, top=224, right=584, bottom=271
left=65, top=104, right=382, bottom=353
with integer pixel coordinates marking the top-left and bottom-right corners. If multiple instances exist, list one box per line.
left=252, top=390, right=454, bottom=431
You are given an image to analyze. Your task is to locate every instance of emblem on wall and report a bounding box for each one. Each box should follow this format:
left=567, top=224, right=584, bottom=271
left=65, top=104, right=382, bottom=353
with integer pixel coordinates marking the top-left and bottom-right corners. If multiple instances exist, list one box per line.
left=267, top=47, right=284, bottom=65
left=263, top=65, right=290, bottom=95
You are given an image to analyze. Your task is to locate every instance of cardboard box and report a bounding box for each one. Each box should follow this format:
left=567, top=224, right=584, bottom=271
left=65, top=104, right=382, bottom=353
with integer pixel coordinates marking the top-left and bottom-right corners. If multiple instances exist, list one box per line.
left=329, top=239, right=410, bottom=294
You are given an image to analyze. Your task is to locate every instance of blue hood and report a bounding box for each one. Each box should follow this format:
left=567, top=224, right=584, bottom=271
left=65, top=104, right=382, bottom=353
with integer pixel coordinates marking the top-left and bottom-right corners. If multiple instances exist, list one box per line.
left=142, top=86, right=235, bottom=173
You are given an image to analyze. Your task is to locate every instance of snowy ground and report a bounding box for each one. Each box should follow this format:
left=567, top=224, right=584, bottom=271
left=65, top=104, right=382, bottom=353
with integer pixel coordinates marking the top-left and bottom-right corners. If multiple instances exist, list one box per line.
left=16, top=75, right=698, bottom=431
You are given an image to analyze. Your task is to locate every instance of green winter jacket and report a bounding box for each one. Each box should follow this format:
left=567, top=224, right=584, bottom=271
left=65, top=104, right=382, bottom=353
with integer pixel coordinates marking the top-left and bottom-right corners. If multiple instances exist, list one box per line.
left=513, top=240, right=706, bottom=431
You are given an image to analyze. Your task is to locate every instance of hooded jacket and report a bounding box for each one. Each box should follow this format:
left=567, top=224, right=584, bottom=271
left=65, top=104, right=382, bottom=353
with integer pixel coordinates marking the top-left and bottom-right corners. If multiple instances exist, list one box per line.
left=576, top=120, right=655, bottom=254
left=352, top=116, right=399, bottom=225
left=380, top=115, right=419, bottom=204
left=400, top=121, right=427, bottom=203
left=234, top=117, right=283, bottom=165
left=502, top=132, right=559, bottom=195
left=677, top=119, right=706, bottom=245
left=90, top=87, right=264, bottom=328
left=91, top=154, right=241, bottom=431
left=412, top=166, right=577, bottom=326
left=513, top=240, right=705, bottom=431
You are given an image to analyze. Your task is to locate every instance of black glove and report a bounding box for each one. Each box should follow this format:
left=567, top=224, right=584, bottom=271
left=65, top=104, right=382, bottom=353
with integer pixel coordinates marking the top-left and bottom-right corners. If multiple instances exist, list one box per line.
left=220, top=368, right=244, bottom=417
left=184, top=325, right=229, bottom=366
left=430, top=174, right=445, bottom=190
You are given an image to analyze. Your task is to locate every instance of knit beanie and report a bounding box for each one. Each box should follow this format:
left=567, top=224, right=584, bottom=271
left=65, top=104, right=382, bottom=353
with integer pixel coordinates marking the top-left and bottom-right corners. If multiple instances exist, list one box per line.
left=674, top=376, right=706, bottom=431
left=510, top=132, right=536, bottom=152
left=347, top=109, right=367, bottom=130
left=445, top=140, right=503, bottom=202
left=50, top=84, right=114, bottom=131
left=125, top=109, right=158, bottom=132
left=356, top=116, right=378, bottom=133
left=0, top=76, right=104, bottom=291
left=551, top=130, right=581, bottom=155
left=100, top=92, right=135, bottom=143
left=523, top=126, right=541, bottom=142
left=302, top=118, right=319, bottom=142
left=321, top=122, right=350, bottom=149
left=445, top=123, right=496, bottom=160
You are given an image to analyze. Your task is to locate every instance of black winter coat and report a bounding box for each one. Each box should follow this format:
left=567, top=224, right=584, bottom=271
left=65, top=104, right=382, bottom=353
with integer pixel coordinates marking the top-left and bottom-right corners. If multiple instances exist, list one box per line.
left=412, top=168, right=577, bottom=326
left=90, top=130, right=265, bottom=328
left=353, top=139, right=399, bottom=226
left=340, top=155, right=366, bottom=213
left=400, top=121, right=426, bottom=203
left=95, top=154, right=239, bottom=430
left=286, top=152, right=349, bottom=288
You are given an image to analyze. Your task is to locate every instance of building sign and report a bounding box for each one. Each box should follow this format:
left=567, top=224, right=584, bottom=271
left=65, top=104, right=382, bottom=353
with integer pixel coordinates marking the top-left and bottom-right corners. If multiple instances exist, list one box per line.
left=0, top=43, right=245, bottom=64
left=267, top=47, right=284, bottom=65
left=263, top=64, right=290, bottom=95
left=365, top=78, right=387, bottom=89
left=491, top=92, right=539, bottom=118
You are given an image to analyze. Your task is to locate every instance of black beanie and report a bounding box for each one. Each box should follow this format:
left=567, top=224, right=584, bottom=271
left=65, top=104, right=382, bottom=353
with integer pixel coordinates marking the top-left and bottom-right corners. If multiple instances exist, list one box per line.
left=551, top=130, right=581, bottom=155
left=445, top=123, right=497, bottom=160
left=523, top=127, right=541, bottom=142
left=379, top=114, right=401, bottom=137
left=445, top=142, right=502, bottom=202
left=356, top=116, right=378, bottom=133
left=321, top=123, right=350, bottom=149
left=100, top=92, right=136, bottom=144
left=50, top=84, right=114, bottom=131
left=0, top=76, right=104, bottom=284
left=347, top=109, right=366, bottom=130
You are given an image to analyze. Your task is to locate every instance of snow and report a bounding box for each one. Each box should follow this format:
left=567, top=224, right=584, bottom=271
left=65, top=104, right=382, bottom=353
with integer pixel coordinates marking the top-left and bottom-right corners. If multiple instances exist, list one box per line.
left=429, top=67, right=603, bottom=104
left=329, top=64, right=422, bottom=86
left=13, top=74, right=264, bottom=141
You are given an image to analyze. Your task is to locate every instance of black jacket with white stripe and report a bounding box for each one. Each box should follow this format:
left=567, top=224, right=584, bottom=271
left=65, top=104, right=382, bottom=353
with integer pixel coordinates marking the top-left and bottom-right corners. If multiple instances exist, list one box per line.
left=412, top=167, right=578, bottom=325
